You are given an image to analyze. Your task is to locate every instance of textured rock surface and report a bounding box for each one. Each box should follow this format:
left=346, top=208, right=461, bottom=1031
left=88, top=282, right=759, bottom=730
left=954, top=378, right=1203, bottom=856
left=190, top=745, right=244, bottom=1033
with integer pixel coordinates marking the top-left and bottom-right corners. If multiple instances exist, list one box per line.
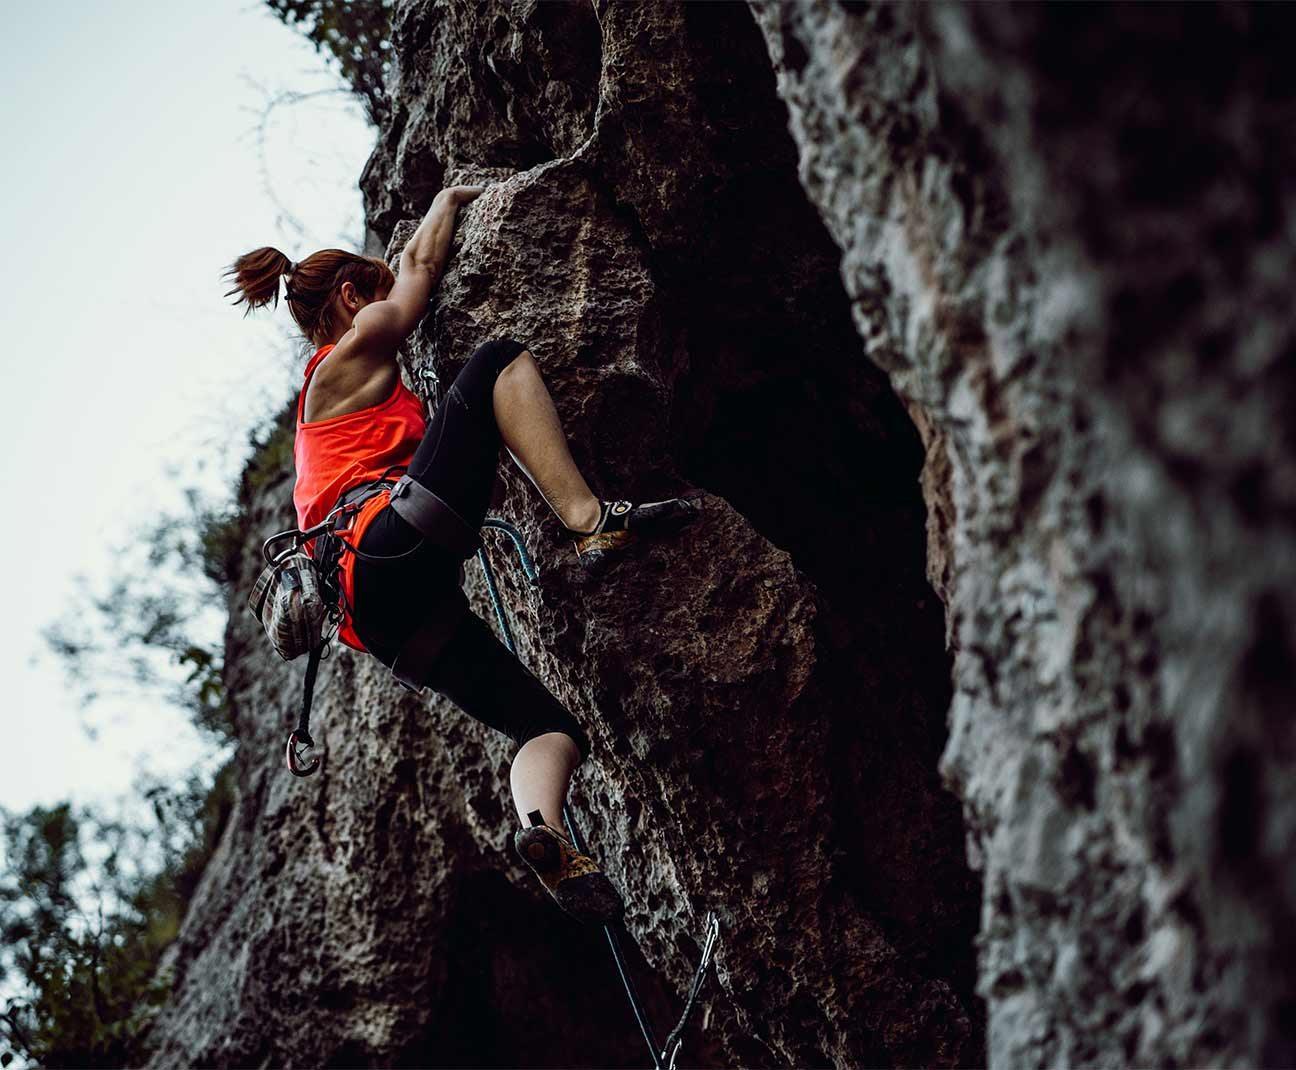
left=145, top=2, right=980, bottom=1067
left=752, top=2, right=1296, bottom=1066
left=146, top=2, right=1295, bottom=1067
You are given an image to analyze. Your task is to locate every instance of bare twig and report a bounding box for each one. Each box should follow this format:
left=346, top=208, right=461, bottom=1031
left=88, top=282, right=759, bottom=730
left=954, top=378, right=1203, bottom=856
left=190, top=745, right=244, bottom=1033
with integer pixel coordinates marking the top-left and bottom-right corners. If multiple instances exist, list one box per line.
left=88, top=903, right=111, bottom=1027
left=2, top=1006, right=36, bottom=1060
left=239, top=77, right=353, bottom=246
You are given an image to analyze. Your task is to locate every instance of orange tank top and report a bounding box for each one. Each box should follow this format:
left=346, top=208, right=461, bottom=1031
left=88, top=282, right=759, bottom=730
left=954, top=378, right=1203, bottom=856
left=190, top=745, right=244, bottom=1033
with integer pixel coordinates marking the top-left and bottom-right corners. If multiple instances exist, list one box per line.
left=293, top=343, right=428, bottom=652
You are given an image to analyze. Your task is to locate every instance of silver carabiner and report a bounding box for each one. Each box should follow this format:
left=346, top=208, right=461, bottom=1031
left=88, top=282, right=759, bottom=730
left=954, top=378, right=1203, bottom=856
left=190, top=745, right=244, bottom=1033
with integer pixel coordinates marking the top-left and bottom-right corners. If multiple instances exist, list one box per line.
left=262, top=528, right=305, bottom=565
left=418, top=363, right=441, bottom=414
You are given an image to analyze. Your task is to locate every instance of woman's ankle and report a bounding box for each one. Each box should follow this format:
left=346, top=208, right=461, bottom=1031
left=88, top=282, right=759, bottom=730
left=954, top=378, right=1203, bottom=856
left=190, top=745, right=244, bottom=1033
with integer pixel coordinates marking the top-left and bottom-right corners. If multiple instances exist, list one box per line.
left=560, top=496, right=603, bottom=535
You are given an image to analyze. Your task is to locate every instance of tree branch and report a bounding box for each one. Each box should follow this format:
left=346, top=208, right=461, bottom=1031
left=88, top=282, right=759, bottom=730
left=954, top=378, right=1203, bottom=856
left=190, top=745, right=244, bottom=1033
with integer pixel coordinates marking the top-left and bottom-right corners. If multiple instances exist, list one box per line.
left=1, top=1007, right=36, bottom=1061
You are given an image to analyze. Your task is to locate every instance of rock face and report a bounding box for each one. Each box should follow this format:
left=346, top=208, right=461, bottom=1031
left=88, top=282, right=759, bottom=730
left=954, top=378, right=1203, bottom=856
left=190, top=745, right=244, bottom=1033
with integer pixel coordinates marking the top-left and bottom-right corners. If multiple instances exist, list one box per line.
left=145, top=2, right=1295, bottom=1068
left=750, top=2, right=1296, bottom=1067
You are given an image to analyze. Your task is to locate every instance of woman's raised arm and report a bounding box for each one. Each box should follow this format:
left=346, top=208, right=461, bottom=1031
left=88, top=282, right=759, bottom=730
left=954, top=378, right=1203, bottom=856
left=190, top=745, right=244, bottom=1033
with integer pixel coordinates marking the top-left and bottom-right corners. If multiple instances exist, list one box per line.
left=353, top=185, right=485, bottom=348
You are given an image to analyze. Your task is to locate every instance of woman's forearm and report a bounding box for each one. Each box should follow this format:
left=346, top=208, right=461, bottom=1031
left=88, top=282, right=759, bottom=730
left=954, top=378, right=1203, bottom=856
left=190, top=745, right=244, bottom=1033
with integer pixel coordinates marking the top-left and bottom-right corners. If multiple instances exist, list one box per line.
left=403, top=191, right=460, bottom=275
left=403, top=186, right=485, bottom=274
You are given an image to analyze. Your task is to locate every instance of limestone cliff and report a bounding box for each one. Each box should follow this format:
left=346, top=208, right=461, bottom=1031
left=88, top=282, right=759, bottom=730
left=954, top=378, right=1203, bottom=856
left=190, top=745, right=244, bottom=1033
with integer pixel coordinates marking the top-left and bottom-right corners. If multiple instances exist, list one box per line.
left=145, top=3, right=1294, bottom=1067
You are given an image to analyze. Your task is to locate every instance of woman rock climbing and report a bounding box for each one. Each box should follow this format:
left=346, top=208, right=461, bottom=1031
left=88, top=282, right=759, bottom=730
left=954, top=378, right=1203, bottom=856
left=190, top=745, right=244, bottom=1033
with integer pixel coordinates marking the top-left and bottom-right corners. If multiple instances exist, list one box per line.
left=224, top=184, right=697, bottom=924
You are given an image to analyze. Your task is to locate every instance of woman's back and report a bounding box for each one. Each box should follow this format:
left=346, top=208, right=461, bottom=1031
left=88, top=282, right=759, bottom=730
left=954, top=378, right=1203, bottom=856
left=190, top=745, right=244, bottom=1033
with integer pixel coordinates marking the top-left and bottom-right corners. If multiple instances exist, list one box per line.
left=292, top=343, right=427, bottom=533
left=300, top=340, right=402, bottom=422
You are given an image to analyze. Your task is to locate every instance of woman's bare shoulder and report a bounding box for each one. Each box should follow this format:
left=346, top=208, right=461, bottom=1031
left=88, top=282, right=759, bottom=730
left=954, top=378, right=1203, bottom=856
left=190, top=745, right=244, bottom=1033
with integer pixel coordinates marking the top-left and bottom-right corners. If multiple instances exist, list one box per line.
left=303, top=332, right=401, bottom=422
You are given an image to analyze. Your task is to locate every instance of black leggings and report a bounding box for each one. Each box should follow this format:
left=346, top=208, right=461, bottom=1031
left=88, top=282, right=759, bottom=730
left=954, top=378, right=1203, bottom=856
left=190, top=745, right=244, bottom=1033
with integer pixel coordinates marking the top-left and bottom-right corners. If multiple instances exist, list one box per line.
left=350, top=338, right=591, bottom=762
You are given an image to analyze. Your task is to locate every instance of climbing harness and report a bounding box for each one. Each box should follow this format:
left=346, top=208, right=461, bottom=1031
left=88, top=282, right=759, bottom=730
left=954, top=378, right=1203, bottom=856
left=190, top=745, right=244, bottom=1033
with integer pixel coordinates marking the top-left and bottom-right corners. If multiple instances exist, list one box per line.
left=477, top=520, right=721, bottom=1070
left=253, top=470, right=419, bottom=777
left=388, top=474, right=483, bottom=559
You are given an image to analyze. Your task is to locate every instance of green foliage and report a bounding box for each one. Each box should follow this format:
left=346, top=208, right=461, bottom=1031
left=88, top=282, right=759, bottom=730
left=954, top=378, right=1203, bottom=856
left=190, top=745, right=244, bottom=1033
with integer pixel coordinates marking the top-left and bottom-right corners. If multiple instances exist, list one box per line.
left=198, top=511, right=243, bottom=591
left=0, top=765, right=235, bottom=1068
left=200, top=402, right=297, bottom=595
left=43, top=497, right=234, bottom=746
left=41, top=403, right=301, bottom=749
left=266, top=0, right=396, bottom=126
left=15, top=395, right=301, bottom=1066
left=177, top=645, right=228, bottom=740
left=243, top=404, right=296, bottom=496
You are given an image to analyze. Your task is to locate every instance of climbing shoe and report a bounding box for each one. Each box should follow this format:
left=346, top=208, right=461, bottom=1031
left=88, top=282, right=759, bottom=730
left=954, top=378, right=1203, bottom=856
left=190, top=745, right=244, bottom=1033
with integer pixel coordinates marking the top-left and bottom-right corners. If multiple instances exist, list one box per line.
left=514, top=810, right=624, bottom=925
left=565, top=497, right=700, bottom=571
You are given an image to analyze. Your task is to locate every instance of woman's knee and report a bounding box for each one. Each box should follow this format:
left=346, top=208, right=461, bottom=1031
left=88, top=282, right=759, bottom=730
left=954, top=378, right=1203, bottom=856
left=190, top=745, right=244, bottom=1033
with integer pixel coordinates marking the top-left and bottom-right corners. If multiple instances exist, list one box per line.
left=469, top=336, right=529, bottom=378
left=517, top=723, right=590, bottom=765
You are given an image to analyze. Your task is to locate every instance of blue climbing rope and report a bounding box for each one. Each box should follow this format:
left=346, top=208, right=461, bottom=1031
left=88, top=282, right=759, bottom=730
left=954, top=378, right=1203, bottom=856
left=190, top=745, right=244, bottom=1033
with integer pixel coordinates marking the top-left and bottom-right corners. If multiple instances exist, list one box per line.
left=481, top=517, right=540, bottom=583
left=476, top=519, right=717, bottom=1070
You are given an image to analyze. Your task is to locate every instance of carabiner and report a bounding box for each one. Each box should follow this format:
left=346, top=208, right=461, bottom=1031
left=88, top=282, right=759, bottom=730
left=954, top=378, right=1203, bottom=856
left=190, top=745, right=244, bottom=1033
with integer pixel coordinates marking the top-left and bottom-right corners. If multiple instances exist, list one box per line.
left=286, top=729, right=320, bottom=777
left=262, top=528, right=305, bottom=565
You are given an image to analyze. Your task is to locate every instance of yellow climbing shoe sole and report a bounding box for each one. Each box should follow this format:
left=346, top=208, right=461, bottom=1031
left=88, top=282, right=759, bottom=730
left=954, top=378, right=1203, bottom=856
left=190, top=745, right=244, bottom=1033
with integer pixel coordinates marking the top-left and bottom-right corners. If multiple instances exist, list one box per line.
left=514, top=821, right=624, bottom=925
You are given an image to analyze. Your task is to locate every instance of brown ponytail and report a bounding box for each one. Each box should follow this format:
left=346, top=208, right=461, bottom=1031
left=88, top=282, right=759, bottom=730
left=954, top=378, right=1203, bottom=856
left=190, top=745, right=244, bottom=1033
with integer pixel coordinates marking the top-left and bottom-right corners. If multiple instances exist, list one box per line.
left=223, top=247, right=397, bottom=347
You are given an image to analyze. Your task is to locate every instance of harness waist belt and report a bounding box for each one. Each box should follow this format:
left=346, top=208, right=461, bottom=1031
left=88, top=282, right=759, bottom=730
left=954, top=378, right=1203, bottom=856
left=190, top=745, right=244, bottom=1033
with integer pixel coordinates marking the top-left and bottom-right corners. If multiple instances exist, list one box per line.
left=388, top=475, right=483, bottom=559
left=336, top=478, right=397, bottom=518
left=309, top=478, right=403, bottom=603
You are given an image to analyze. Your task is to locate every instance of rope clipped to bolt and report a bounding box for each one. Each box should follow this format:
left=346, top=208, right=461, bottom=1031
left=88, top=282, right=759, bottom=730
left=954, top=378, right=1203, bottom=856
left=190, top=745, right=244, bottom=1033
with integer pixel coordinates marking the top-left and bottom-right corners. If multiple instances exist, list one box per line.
left=477, top=518, right=720, bottom=1070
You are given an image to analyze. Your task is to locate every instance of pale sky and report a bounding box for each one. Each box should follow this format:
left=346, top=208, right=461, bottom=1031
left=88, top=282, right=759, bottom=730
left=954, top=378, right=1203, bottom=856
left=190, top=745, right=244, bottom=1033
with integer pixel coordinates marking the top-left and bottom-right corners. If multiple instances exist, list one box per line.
left=2, top=2, right=375, bottom=811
